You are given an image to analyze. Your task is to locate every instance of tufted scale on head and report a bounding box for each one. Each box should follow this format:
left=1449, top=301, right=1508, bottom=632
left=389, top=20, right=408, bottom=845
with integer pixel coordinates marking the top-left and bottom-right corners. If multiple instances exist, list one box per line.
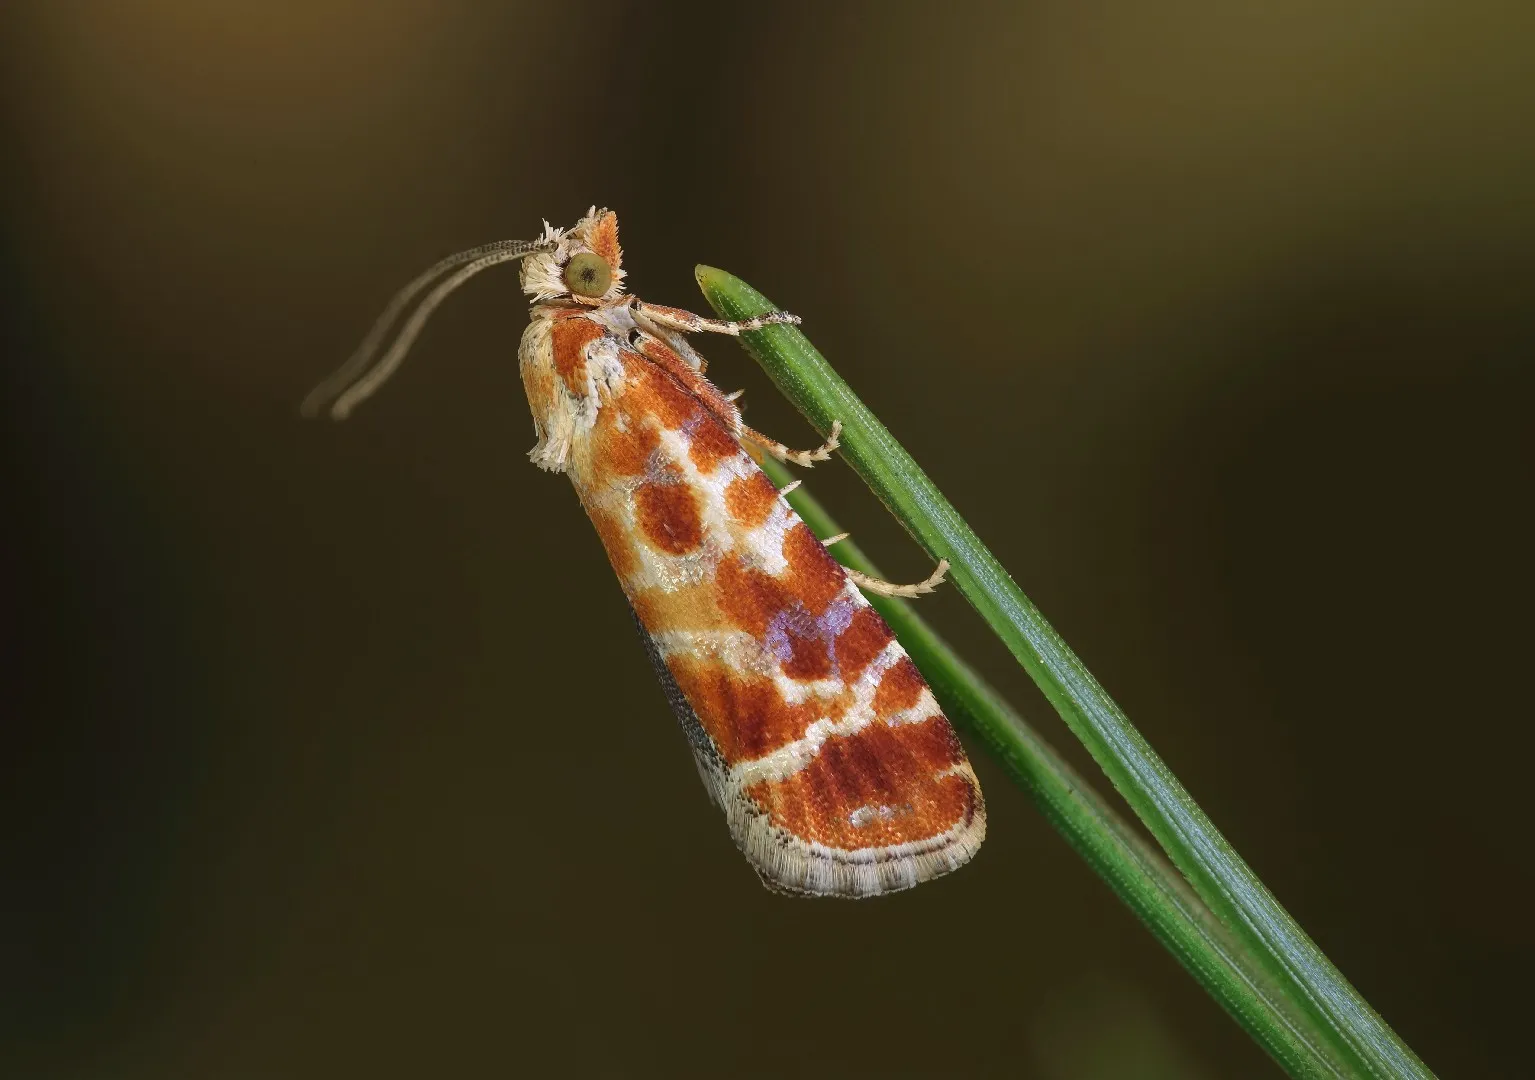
left=519, top=206, right=627, bottom=304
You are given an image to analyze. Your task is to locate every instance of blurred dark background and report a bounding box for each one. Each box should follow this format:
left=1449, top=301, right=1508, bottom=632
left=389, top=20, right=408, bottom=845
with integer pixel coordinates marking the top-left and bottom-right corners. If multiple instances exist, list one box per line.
left=4, top=2, right=1531, bottom=1076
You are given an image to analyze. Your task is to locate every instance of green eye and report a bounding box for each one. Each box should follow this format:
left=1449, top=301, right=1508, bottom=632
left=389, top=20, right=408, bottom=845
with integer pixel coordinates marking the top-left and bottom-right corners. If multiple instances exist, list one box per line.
left=563, top=251, right=612, bottom=298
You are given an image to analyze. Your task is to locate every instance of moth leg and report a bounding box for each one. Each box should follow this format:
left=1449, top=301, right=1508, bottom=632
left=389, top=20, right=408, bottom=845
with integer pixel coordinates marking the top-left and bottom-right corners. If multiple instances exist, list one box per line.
left=635, top=324, right=710, bottom=372
left=743, top=419, right=842, bottom=467
left=846, top=559, right=950, bottom=598
left=631, top=300, right=800, bottom=336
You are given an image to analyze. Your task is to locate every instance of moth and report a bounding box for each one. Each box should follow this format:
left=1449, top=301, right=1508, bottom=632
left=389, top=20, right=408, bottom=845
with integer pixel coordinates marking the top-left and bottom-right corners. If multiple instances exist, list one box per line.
left=304, top=208, right=984, bottom=896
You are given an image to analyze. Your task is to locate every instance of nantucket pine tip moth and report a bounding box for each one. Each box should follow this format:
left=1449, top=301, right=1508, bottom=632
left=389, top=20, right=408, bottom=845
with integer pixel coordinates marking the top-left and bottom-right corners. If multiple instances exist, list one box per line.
left=303, top=208, right=984, bottom=897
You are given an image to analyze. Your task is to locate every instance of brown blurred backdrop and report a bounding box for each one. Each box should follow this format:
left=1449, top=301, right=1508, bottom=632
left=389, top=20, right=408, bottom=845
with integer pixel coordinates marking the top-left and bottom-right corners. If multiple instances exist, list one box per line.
left=4, top=2, right=1532, bottom=1077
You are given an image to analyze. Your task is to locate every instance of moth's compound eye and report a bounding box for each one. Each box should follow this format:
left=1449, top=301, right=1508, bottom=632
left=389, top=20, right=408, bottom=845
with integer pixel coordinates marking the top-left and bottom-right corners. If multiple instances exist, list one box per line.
left=564, top=251, right=612, bottom=298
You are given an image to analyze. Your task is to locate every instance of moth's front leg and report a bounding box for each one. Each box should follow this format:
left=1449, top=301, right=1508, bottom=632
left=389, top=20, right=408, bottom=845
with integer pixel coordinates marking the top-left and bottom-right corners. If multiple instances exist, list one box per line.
left=630, top=299, right=800, bottom=337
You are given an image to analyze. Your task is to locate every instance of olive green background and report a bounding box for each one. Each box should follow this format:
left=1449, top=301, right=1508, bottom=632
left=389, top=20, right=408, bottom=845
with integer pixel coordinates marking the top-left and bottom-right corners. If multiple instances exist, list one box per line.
left=4, top=3, right=1531, bottom=1077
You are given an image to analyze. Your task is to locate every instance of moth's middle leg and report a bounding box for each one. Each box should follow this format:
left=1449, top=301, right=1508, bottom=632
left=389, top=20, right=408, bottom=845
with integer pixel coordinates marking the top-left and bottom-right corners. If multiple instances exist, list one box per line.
left=743, top=419, right=842, bottom=468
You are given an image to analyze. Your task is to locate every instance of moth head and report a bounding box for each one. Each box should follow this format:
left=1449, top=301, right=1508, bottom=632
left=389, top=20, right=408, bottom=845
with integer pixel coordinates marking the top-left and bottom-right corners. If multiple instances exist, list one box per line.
left=520, top=207, right=627, bottom=305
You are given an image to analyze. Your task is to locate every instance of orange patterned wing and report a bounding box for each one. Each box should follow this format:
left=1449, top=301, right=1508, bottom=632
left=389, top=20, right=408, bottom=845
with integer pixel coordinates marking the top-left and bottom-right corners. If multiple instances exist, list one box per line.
left=304, top=202, right=980, bottom=897
left=564, top=330, right=985, bottom=897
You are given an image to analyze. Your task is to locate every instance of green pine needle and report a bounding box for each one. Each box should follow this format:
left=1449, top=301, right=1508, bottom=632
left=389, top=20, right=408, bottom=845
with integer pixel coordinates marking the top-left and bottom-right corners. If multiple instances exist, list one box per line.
left=697, top=265, right=1434, bottom=1080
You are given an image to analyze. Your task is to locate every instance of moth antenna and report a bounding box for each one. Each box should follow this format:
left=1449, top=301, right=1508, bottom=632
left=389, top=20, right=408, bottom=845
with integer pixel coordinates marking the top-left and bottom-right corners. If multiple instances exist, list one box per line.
left=302, top=238, right=552, bottom=420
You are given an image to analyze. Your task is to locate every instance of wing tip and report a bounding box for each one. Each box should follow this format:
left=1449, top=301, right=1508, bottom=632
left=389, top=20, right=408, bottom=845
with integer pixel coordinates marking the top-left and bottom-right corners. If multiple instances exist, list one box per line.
left=729, top=768, right=987, bottom=899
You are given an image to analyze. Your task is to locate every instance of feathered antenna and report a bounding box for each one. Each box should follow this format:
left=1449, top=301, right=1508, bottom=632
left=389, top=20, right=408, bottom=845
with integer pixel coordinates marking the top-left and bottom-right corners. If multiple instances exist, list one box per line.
left=301, top=237, right=555, bottom=420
